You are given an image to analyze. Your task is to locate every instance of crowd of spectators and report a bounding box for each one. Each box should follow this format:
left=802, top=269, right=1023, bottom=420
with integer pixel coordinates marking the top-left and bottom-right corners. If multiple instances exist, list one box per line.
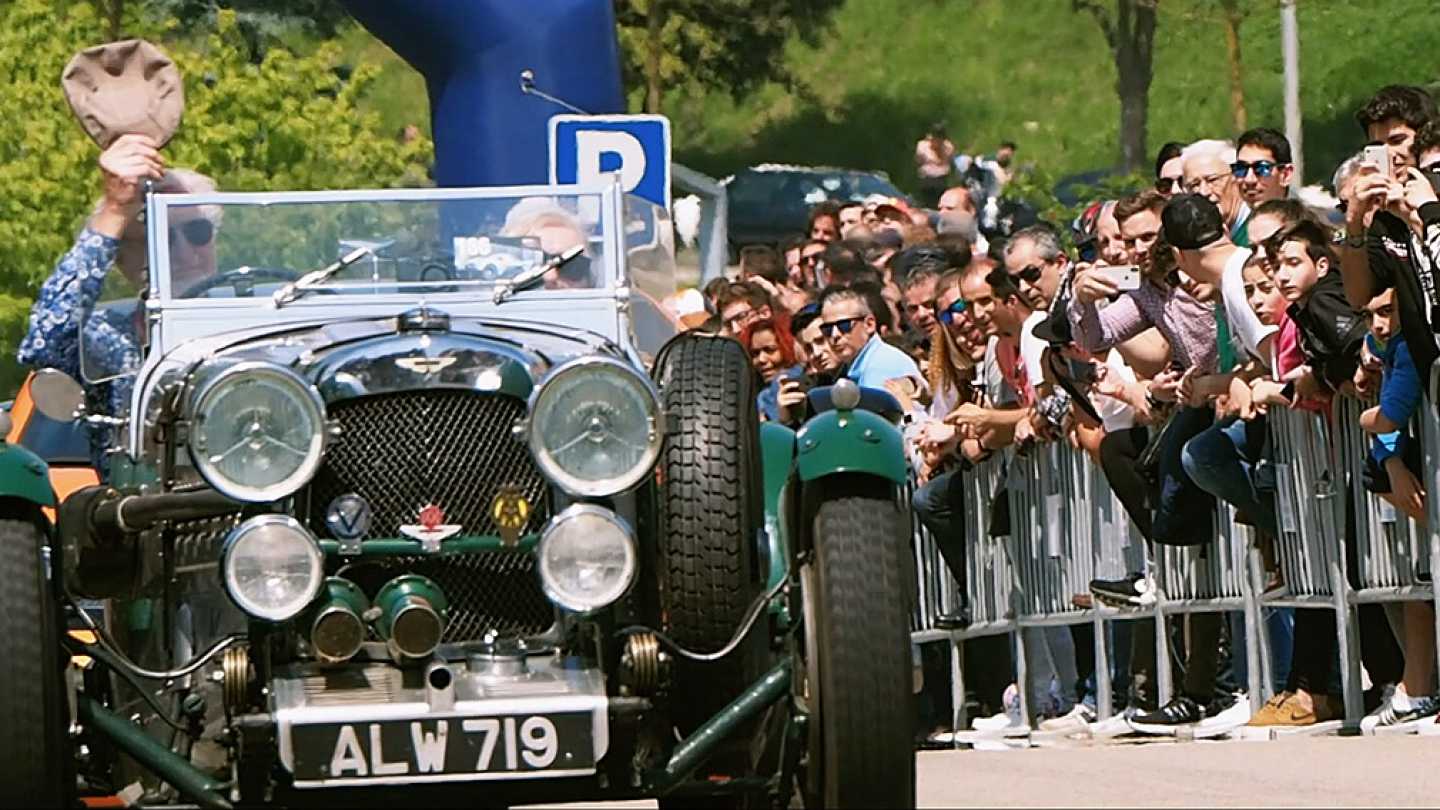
left=690, top=83, right=1440, bottom=743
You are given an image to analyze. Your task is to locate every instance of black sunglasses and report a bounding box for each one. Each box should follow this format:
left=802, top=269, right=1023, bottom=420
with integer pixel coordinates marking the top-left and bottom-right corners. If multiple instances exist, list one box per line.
left=1230, top=160, right=1282, bottom=179
left=818, top=316, right=863, bottom=337
left=936, top=299, right=968, bottom=326
left=1156, top=177, right=1181, bottom=193
left=1011, top=264, right=1044, bottom=284
left=170, top=218, right=214, bottom=247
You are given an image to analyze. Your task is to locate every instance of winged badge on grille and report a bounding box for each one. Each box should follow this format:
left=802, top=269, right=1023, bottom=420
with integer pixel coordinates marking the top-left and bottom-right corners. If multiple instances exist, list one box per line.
left=400, top=503, right=462, bottom=552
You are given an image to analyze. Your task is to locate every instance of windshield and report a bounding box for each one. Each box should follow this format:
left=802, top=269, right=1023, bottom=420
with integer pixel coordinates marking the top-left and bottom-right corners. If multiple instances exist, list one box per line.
left=159, top=192, right=609, bottom=300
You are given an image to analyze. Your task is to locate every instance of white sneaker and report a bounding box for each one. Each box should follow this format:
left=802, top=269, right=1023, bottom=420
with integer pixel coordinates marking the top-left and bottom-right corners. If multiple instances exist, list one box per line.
left=972, top=684, right=1026, bottom=736
left=1196, top=694, right=1251, bottom=738
left=1037, top=703, right=1095, bottom=735
left=1087, top=710, right=1137, bottom=738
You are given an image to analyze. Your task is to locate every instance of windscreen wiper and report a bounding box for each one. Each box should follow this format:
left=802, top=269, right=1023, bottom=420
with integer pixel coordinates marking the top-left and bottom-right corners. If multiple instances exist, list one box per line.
left=272, top=246, right=374, bottom=308
left=492, top=245, right=585, bottom=304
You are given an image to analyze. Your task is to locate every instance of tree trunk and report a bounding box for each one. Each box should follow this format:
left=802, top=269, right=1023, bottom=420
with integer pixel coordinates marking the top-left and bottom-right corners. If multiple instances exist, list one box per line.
left=1112, top=0, right=1157, bottom=173
left=644, top=0, right=663, bottom=114
left=1223, top=2, right=1247, bottom=134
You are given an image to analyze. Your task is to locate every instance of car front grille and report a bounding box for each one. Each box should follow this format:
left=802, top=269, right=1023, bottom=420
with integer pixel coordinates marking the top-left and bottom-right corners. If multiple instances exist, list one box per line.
left=307, top=390, right=555, bottom=640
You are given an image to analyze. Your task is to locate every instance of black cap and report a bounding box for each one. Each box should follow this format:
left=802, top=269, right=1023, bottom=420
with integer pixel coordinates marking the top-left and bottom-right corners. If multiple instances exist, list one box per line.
left=1031, top=295, right=1074, bottom=346
left=1162, top=194, right=1226, bottom=250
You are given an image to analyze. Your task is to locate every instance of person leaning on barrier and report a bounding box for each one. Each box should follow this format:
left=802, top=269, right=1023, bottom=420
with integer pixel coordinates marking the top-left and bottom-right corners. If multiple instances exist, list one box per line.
left=1336, top=85, right=1440, bottom=379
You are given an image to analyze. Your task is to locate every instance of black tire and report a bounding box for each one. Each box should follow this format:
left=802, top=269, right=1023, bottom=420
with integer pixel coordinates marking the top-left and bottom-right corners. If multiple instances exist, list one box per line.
left=0, top=511, right=71, bottom=807
left=802, top=490, right=915, bottom=808
left=653, top=334, right=766, bottom=730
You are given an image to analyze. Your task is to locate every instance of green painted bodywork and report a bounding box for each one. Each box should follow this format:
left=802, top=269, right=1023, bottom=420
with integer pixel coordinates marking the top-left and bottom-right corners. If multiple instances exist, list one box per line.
left=758, top=422, right=795, bottom=591
left=373, top=574, right=449, bottom=642
left=793, top=407, right=907, bottom=485
left=78, top=695, right=231, bottom=809
left=313, top=576, right=370, bottom=616
left=0, top=441, right=54, bottom=507
left=319, top=534, right=538, bottom=557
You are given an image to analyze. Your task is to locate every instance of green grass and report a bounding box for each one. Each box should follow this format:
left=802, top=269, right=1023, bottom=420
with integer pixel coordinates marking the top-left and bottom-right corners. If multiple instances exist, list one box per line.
left=663, top=0, right=1440, bottom=192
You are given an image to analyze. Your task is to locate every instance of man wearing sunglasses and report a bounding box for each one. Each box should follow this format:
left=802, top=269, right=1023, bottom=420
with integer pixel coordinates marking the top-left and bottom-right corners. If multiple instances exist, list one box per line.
left=817, top=286, right=920, bottom=391
left=1001, top=224, right=1067, bottom=312
left=1233, top=127, right=1295, bottom=209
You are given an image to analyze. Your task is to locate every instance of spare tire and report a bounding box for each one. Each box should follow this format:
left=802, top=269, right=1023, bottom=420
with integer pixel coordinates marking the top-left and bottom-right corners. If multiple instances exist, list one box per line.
left=653, top=333, right=767, bottom=731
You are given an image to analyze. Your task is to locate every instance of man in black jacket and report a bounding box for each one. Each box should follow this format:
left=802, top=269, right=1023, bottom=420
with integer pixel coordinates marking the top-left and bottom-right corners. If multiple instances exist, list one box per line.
left=1337, top=85, right=1440, bottom=384
left=1273, top=220, right=1369, bottom=393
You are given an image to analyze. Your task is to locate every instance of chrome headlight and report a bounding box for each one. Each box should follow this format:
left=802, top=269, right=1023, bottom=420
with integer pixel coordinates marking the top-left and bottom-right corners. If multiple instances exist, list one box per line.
left=221, top=515, right=324, bottom=622
left=527, top=356, right=662, bottom=497
left=187, top=361, right=326, bottom=502
left=537, top=505, right=637, bottom=613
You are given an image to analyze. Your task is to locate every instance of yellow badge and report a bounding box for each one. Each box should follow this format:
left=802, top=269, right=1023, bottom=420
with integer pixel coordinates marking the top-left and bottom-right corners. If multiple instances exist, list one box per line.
left=490, top=486, right=531, bottom=547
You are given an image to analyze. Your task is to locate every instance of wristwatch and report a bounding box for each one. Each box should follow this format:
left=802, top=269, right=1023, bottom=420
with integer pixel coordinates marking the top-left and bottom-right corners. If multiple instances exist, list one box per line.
left=1344, top=230, right=1367, bottom=248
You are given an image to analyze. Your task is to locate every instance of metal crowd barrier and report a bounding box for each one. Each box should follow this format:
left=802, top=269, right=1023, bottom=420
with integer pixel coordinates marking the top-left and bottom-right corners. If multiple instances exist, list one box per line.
left=907, top=370, right=1440, bottom=739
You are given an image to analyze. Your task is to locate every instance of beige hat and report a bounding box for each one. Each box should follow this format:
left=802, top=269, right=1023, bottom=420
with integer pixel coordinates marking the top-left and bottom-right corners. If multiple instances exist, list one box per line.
left=62, top=39, right=184, bottom=149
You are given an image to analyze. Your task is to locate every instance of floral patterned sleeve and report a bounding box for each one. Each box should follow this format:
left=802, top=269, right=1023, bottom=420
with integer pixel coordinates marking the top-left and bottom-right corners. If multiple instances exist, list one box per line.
left=17, top=227, right=120, bottom=377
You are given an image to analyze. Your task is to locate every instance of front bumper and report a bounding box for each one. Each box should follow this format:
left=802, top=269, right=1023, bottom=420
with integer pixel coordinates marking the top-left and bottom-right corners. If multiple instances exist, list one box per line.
left=273, top=654, right=609, bottom=788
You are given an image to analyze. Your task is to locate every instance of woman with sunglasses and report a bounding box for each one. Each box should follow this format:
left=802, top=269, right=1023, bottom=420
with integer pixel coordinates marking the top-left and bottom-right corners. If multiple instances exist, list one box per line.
left=18, top=134, right=217, bottom=474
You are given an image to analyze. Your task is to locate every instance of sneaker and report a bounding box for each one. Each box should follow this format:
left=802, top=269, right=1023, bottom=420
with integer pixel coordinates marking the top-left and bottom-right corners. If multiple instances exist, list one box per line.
left=1244, top=691, right=1337, bottom=726
left=1196, top=694, right=1251, bottom=737
left=1037, top=703, right=1095, bottom=735
left=1090, top=573, right=1157, bottom=607
left=1127, top=695, right=1204, bottom=735
left=1087, top=710, right=1139, bottom=738
left=1360, top=687, right=1440, bottom=734
left=972, top=684, right=1026, bottom=736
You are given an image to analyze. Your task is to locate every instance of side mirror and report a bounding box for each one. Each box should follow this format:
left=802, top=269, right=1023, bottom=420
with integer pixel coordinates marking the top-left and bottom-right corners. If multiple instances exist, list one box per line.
left=31, top=369, right=86, bottom=422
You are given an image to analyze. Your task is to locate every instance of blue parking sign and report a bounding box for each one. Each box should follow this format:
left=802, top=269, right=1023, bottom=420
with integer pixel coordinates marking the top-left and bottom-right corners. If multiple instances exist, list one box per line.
left=549, top=115, right=671, bottom=209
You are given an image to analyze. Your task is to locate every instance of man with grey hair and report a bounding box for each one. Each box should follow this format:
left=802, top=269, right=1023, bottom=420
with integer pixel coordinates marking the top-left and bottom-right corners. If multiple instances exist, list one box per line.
left=1182, top=139, right=1251, bottom=246
left=817, top=286, right=921, bottom=390
left=1001, top=223, right=1067, bottom=312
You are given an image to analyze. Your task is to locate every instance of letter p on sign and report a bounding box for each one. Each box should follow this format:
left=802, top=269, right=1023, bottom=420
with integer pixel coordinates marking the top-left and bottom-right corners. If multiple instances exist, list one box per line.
left=549, top=115, right=671, bottom=208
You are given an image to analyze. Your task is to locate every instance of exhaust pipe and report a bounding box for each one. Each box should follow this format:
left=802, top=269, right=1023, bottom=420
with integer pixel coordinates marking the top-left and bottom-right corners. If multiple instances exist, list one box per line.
left=306, top=578, right=370, bottom=664
left=374, top=575, right=449, bottom=661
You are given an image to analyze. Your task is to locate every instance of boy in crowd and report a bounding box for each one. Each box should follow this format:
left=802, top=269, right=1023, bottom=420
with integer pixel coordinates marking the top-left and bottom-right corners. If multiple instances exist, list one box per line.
left=1356, top=286, right=1439, bottom=731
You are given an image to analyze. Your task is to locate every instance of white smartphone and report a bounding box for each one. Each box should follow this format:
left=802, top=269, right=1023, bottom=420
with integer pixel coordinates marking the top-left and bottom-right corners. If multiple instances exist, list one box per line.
left=1363, top=144, right=1389, bottom=172
left=1093, top=264, right=1141, bottom=291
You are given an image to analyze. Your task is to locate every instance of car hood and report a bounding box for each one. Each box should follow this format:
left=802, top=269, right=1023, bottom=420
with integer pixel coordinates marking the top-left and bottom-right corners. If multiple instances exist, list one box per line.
left=152, top=309, right=622, bottom=407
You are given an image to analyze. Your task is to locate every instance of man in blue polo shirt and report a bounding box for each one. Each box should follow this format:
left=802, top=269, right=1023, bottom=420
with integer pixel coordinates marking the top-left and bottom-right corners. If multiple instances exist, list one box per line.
left=818, top=287, right=922, bottom=390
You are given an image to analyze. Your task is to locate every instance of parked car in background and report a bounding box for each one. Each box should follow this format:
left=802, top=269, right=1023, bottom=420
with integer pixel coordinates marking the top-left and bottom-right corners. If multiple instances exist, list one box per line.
left=723, top=164, right=909, bottom=257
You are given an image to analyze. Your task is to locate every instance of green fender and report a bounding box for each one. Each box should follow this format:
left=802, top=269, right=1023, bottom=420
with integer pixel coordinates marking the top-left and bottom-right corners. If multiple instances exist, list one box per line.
left=794, top=407, right=907, bottom=486
left=759, top=422, right=796, bottom=591
left=0, top=441, right=55, bottom=509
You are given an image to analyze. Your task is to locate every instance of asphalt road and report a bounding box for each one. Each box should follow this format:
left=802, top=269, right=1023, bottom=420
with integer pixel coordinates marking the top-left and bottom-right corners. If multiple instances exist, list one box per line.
left=527, top=734, right=1440, bottom=809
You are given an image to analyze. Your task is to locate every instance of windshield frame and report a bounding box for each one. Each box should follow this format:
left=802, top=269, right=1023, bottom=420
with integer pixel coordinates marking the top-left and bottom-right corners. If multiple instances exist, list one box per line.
left=144, top=181, right=627, bottom=306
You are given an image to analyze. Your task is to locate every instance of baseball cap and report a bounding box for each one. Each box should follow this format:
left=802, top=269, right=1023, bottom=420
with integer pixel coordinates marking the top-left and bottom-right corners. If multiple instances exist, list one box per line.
left=1162, top=194, right=1225, bottom=250
left=62, top=39, right=184, bottom=149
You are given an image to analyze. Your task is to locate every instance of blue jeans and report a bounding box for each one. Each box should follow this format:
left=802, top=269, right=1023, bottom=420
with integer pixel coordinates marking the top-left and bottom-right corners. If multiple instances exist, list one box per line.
left=913, top=469, right=966, bottom=590
left=1152, top=405, right=1216, bottom=546
left=1180, top=415, right=1277, bottom=537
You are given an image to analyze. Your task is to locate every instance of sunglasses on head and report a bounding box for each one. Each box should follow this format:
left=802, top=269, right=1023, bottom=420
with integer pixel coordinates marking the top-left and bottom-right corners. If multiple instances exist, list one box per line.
left=818, top=316, right=863, bottom=337
left=1231, top=160, right=1281, bottom=179
left=936, top=299, right=968, bottom=326
left=170, top=218, right=214, bottom=247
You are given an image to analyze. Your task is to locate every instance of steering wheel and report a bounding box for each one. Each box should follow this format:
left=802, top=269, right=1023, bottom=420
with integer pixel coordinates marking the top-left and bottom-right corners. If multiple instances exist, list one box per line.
left=179, top=267, right=317, bottom=299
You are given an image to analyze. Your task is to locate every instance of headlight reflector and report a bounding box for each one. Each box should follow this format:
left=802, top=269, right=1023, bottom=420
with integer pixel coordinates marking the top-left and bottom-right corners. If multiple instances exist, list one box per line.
left=527, top=357, right=662, bottom=497
left=188, top=361, right=326, bottom=502
left=537, top=505, right=637, bottom=613
left=221, top=515, right=324, bottom=622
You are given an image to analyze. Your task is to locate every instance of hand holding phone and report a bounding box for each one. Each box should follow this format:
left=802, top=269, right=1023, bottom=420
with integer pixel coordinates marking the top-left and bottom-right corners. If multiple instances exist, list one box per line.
left=1363, top=144, right=1390, bottom=173
left=1091, top=264, right=1142, bottom=292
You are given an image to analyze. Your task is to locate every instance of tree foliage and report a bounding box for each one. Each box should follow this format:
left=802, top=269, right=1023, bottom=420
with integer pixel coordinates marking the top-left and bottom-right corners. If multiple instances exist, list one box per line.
left=613, top=0, right=845, bottom=110
left=0, top=0, right=430, bottom=397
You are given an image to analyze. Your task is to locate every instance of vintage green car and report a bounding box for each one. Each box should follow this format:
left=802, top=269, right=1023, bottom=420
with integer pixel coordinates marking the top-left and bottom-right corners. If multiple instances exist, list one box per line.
left=1, top=179, right=915, bottom=808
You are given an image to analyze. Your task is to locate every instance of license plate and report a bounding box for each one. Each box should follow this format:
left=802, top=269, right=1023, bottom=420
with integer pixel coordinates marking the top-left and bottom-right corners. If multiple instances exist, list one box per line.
left=289, top=712, right=595, bottom=783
